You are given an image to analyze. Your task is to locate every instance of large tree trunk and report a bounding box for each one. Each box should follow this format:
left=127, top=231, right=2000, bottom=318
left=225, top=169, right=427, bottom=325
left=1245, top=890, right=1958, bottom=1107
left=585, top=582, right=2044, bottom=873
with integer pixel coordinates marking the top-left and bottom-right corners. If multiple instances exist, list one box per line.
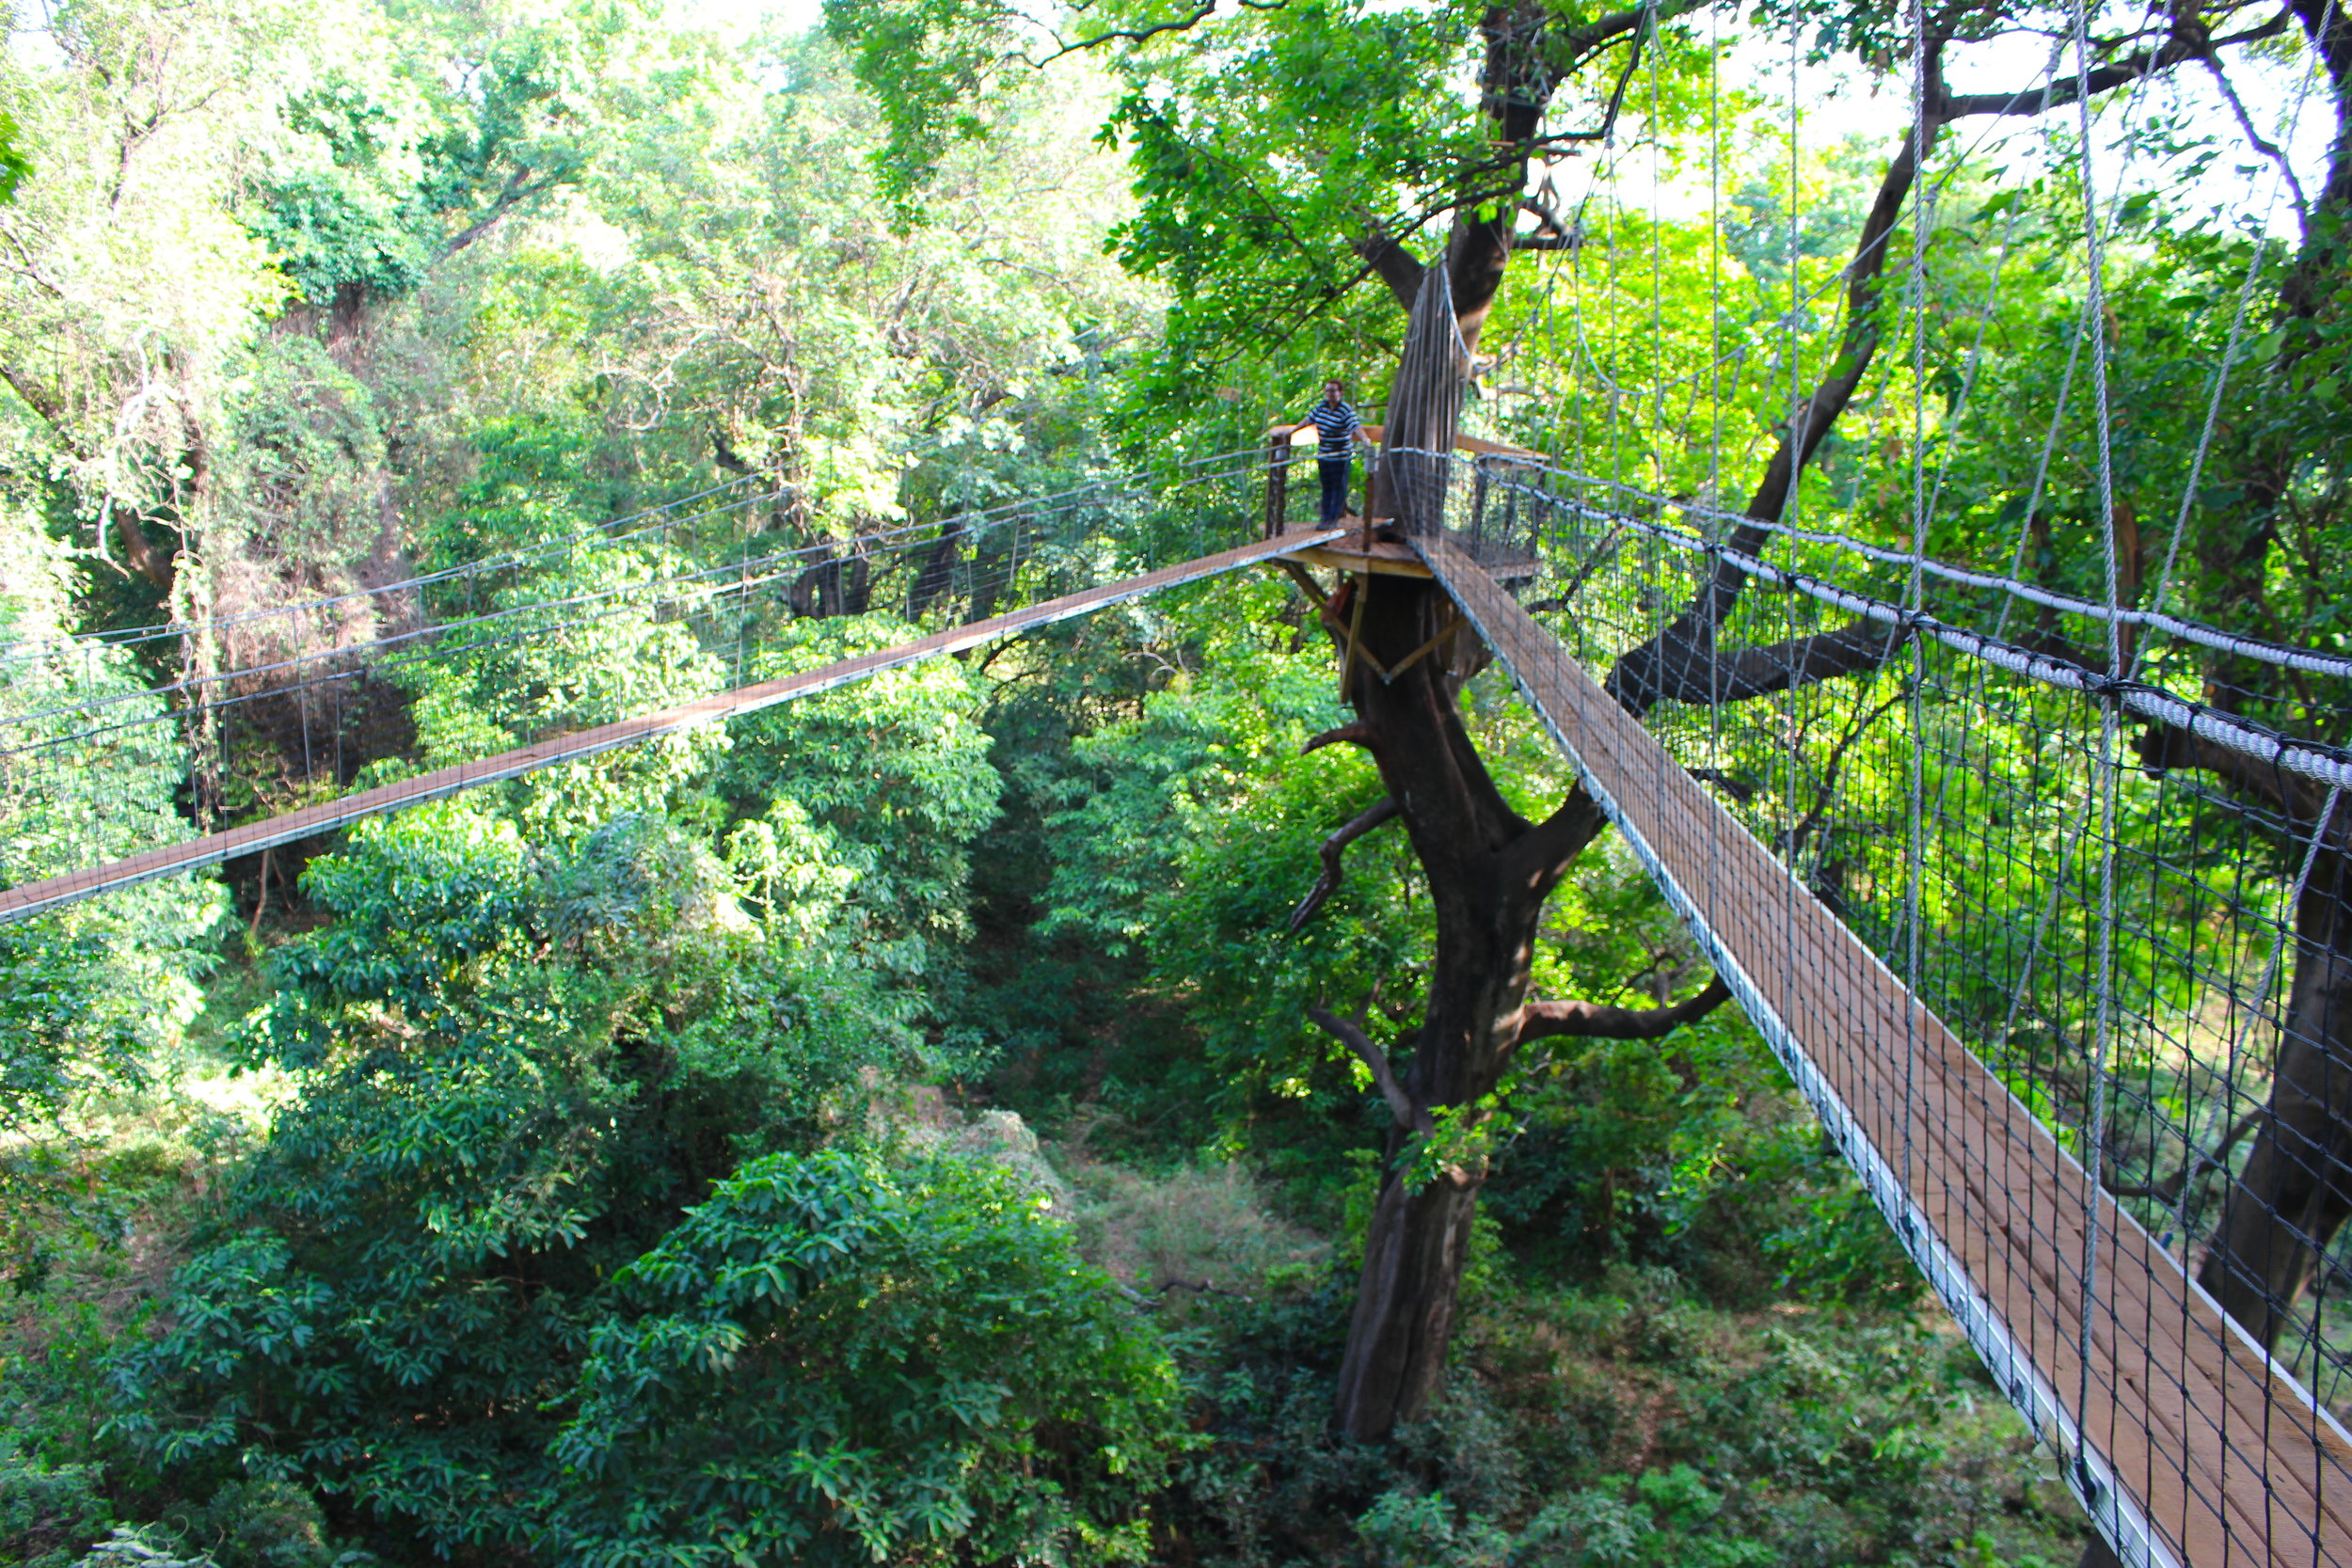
left=2197, top=822, right=2352, bottom=1342
left=1323, top=572, right=1607, bottom=1439
left=1338, top=1170, right=1485, bottom=1433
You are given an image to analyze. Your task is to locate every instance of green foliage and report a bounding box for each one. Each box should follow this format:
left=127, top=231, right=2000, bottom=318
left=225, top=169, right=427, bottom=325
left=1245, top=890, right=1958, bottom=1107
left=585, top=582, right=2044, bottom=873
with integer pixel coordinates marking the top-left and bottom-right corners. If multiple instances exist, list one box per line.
left=548, top=1147, right=1187, bottom=1565
left=0, top=107, right=28, bottom=202
left=106, top=802, right=928, bottom=1555
left=8, top=3, right=2314, bottom=1564
left=395, top=538, right=729, bottom=839
left=0, top=534, right=222, bottom=1281
left=0, top=1433, right=112, bottom=1567
left=1511, top=1467, right=1777, bottom=1567
left=719, top=616, right=1003, bottom=993
left=820, top=0, right=1011, bottom=221
left=246, top=0, right=628, bottom=307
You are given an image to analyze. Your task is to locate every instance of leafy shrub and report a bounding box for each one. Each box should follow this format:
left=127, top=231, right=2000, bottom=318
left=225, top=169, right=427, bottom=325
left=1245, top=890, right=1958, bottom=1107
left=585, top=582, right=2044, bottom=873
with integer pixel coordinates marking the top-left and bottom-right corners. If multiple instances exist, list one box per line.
left=1515, top=1467, right=1774, bottom=1568
left=1355, top=1488, right=1510, bottom=1568
left=105, top=805, right=924, bottom=1555
left=547, top=1148, right=1188, bottom=1566
left=1063, top=1155, right=1329, bottom=1306
left=0, top=1433, right=112, bottom=1567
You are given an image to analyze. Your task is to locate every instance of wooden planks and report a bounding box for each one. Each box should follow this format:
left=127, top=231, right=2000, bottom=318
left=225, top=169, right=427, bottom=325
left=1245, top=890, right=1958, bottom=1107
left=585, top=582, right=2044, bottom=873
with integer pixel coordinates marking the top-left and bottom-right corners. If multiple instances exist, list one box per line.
left=1419, top=533, right=2352, bottom=1568
left=1275, top=520, right=1538, bottom=582
left=0, top=531, right=1341, bottom=927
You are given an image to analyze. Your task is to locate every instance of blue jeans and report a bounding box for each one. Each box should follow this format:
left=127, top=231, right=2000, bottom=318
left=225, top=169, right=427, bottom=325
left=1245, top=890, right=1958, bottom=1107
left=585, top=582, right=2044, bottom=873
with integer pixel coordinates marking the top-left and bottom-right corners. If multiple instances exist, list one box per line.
left=1318, top=457, right=1350, bottom=522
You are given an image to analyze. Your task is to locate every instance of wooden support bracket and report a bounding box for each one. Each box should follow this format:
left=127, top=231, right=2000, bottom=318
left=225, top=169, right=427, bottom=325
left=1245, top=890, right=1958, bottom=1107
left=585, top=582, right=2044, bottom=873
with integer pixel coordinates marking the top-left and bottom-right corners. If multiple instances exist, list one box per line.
left=1336, top=573, right=1370, bottom=698
left=1379, top=610, right=1465, bottom=685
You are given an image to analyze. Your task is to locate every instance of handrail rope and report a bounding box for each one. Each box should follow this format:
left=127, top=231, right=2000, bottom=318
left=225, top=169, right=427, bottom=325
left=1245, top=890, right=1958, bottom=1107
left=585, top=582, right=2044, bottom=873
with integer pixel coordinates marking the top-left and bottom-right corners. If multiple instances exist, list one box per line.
left=0, top=530, right=1345, bottom=918
left=1, top=500, right=1064, bottom=735
left=1475, top=461, right=2352, bottom=679
left=0, top=445, right=1270, bottom=662
left=0, top=522, right=1062, bottom=758
left=0, top=451, right=1267, bottom=728
left=0, top=474, right=771, bottom=663
left=1502, top=486, right=2352, bottom=788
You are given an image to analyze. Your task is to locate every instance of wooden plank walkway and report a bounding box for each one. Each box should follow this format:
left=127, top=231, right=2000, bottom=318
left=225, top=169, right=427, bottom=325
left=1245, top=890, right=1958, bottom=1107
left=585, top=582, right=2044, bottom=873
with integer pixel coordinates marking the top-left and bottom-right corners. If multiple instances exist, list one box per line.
left=1418, top=533, right=2352, bottom=1568
left=1273, top=518, right=1537, bottom=581
left=0, top=531, right=1340, bottom=926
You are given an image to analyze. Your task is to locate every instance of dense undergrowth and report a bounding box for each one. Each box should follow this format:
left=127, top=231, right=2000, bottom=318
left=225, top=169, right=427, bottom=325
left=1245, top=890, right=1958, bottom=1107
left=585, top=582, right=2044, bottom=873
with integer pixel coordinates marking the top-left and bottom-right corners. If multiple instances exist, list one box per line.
left=2, top=1025, right=2091, bottom=1568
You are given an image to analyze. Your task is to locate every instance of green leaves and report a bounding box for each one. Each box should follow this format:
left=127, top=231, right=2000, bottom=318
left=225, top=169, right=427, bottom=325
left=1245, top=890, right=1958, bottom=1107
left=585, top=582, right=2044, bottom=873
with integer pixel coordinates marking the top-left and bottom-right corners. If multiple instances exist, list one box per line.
left=109, top=796, right=961, bottom=1556
left=549, top=1148, right=1186, bottom=1566
left=0, top=109, right=27, bottom=203
left=823, top=0, right=1020, bottom=224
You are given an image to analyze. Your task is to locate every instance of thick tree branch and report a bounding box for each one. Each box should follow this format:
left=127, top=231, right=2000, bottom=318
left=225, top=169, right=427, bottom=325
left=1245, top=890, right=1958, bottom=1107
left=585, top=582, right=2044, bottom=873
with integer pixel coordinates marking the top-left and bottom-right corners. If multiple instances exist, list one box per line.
left=0, top=363, right=66, bottom=428
left=1933, top=14, right=2282, bottom=119
left=1303, top=720, right=1377, bottom=756
left=1509, top=783, right=1609, bottom=883
left=1290, top=796, right=1402, bottom=930
left=442, top=166, right=566, bottom=259
left=1602, top=15, right=2257, bottom=721
left=2200, top=50, right=2310, bottom=212
left=1688, top=768, right=1757, bottom=802
left=1613, top=616, right=1910, bottom=717
left=1032, top=0, right=1285, bottom=63
left=1311, top=1004, right=1433, bottom=1134
left=1516, top=975, right=1731, bottom=1046
left=1354, top=230, right=1428, bottom=312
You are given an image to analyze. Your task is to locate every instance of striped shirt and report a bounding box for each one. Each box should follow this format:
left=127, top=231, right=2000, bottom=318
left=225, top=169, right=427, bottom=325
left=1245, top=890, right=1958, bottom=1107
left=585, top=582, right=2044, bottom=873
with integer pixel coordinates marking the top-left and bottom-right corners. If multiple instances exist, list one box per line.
left=1305, top=399, right=1362, bottom=460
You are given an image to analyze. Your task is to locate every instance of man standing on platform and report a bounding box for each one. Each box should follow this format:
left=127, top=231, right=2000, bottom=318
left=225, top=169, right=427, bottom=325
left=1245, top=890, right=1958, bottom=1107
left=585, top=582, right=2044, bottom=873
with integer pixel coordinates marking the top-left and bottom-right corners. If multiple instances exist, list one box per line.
left=1304, top=379, right=1369, bottom=523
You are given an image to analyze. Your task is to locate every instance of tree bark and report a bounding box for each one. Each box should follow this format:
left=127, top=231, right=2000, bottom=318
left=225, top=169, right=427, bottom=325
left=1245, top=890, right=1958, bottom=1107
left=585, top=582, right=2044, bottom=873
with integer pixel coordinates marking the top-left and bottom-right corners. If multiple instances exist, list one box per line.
left=1325, top=571, right=1610, bottom=1438
left=2196, top=838, right=2352, bottom=1345
left=1340, top=1166, right=1486, bottom=1433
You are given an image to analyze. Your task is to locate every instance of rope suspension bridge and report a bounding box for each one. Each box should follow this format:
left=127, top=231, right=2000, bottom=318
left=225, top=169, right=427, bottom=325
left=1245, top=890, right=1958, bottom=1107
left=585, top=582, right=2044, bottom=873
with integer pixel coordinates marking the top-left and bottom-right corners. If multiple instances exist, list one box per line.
left=0, top=451, right=1333, bottom=920
left=9, top=34, right=2352, bottom=1568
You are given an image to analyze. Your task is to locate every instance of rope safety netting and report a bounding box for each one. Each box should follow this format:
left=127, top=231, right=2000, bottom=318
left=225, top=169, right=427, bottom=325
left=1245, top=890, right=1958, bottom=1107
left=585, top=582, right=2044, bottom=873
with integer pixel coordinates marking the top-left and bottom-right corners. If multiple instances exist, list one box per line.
left=1332, top=0, right=2352, bottom=1554
left=0, top=448, right=1281, bottom=919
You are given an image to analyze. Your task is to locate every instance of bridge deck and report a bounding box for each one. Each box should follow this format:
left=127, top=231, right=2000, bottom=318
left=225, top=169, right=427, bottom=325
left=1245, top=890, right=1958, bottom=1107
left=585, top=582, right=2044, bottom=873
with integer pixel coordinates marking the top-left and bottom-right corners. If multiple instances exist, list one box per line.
left=1419, top=533, right=2352, bottom=1568
left=1274, top=518, right=1535, bottom=581
left=0, top=531, right=1340, bottom=926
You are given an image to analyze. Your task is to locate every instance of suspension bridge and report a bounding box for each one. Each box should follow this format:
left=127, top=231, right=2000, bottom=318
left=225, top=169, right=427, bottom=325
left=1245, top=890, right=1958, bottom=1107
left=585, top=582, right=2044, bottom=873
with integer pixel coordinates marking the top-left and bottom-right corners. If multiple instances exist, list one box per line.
left=8, top=161, right=2352, bottom=1568
left=7, top=352, right=2349, bottom=1565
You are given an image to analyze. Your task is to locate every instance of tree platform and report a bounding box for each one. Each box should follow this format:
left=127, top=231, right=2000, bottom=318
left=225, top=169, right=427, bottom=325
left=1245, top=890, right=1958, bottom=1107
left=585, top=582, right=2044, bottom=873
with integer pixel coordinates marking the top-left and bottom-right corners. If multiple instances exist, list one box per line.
left=1272, top=517, right=1537, bottom=581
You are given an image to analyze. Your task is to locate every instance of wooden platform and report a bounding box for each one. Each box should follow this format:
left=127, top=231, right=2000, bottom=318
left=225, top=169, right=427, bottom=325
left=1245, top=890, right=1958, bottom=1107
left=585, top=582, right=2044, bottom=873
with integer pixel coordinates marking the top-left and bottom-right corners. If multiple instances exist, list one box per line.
left=1275, top=518, right=1536, bottom=581
left=1419, top=532, right=2352, bottom=1568
left=0, top=531, right=1341, bottom=926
